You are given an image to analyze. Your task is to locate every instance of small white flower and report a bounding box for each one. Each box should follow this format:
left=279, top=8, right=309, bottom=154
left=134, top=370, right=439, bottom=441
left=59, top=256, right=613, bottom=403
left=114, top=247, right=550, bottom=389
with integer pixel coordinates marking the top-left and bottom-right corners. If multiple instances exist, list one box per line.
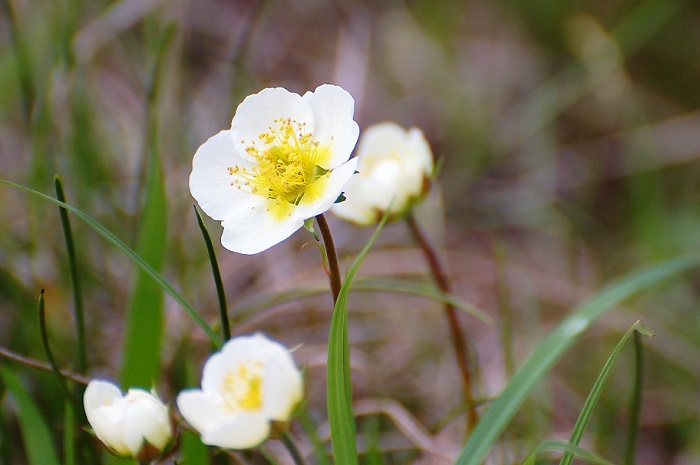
left=332, top=122, right=434, bottom=225
left=83, top=380, right=172, bottom=461
left=177, top=333, right=303, bottom=450
left=190, top=84, right=360, bottom=254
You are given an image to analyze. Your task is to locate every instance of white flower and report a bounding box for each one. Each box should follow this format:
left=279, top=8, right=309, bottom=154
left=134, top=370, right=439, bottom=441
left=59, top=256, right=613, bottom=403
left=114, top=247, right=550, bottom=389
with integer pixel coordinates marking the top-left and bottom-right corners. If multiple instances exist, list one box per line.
left=190, top=84, right=360, bottom=254
left=177, top=333, right=303, bottom=450
left=332, top=122, right=434, bottom=225
left=83, top=380, right=172, bottom=461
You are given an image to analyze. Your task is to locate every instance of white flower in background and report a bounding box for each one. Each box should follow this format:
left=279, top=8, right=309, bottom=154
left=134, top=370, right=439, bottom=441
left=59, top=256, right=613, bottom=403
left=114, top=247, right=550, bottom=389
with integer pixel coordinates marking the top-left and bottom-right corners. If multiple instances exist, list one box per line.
left=332, top=122, right=434, bottom=225
left=177, top=333, right=303, bottom=450
left=83, top=380, right=172, bottom=461
left=190, top=84, right=360, bottom=254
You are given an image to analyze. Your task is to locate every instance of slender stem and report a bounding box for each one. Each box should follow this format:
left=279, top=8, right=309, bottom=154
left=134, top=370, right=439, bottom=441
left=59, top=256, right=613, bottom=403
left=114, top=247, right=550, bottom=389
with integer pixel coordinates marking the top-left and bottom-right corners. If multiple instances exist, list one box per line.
left=38, top=290, right=77, bottom=404
left=0, top=345, right=91, bottom=385
left=405, top=213, right=478, bottom=432
left=194, top=206, right=231, bottom=340
left=281, top=432, right=309, bottom=465
left=55, top=176, right=88, bottom=374
left=316, top=214, right=341, bottom=303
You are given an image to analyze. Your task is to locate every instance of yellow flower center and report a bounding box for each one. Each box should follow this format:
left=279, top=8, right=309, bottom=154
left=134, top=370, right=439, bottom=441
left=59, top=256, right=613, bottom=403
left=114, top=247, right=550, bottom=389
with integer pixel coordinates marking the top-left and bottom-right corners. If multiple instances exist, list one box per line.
left=220, top=361, right=263, bottom=413
left=228, top=118, right=331, bottom=220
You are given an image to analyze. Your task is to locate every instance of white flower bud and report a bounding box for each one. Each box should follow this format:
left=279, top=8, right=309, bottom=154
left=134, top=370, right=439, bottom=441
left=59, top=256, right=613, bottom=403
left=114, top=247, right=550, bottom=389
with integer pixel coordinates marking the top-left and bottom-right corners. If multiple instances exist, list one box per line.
left=332, top=122, right=434, bottom=225
left=83, top=380, right=172, bottom=461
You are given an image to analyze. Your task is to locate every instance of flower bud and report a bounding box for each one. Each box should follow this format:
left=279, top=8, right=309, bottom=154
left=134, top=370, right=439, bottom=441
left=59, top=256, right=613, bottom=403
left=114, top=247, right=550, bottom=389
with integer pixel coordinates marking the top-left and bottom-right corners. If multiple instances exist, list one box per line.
left=83, top=380, right=173, bottom=461
left=332, top=122, right=434, bottom=225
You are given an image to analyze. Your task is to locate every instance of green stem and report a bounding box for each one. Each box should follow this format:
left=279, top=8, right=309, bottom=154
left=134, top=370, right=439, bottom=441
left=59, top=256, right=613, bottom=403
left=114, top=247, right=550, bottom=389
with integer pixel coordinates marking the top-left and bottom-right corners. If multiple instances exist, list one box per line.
left=281, top=432, right=309, bottom=465
left=624, top=330, right=644, bottom=465
left=405, top=213, right=478, bottom=432
left=316, top=214, right=341, bottom=303
left=194, top=206, right=230, bottom=340
left=55, top=176, right=87, bottom=373
left=0, top=345, right=90, bottom=384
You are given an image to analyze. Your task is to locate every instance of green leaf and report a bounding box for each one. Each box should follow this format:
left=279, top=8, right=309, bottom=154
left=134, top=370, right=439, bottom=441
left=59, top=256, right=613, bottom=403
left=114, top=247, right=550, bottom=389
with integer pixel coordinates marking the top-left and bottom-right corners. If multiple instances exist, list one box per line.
left=560, top=320, right=652, bottom=465
left=235, top=278, right=490, bottom=325
left=327, top=215, right=389, bottom=465
left=0, top=180, right=221, bottom=347
left=454, top=254, right=700, bottom=465
left=525, top=440, right=615, bottom=465
left=0, top=368, right=61, bottom=465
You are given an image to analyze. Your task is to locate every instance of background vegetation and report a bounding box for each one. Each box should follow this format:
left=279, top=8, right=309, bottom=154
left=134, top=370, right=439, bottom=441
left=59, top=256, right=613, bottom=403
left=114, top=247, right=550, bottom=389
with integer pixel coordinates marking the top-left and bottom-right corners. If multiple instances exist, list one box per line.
left=1, top=0, right=699, bottom=463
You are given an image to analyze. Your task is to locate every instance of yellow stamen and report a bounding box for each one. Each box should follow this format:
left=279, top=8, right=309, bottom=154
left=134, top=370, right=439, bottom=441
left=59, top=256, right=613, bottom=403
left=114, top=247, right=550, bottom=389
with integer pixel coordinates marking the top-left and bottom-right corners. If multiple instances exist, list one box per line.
left=220, top=361, right=263, bottom=413
left=229, top=117, right=331, bottom=220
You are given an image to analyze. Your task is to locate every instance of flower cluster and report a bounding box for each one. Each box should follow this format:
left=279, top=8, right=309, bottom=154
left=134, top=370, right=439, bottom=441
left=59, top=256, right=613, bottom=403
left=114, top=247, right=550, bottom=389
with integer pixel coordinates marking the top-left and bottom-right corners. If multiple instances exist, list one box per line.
left=85, top=84, right=436, bottom=459
left=84, top=334, right=302, bottom=456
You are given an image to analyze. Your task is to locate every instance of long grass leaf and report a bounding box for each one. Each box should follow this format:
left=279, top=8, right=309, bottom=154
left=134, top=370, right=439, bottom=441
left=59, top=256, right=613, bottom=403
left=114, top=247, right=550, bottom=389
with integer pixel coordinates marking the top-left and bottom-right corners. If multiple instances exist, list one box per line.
left=0, top=179, right=221, bottom=347
left=54, top=176, right=87, bottom=373
left=120, top=24, right=175, bottom=388
left=235, top=278, right=490, bottom=324
left=454, top=254, right=700, bottom=465
left=327, top=215, right=389, bottom=465
left=0, top=368, right=61, bottom=465
left=524, top=440, right=615, bottom=465
left=560, top=321, right=652, bottom=465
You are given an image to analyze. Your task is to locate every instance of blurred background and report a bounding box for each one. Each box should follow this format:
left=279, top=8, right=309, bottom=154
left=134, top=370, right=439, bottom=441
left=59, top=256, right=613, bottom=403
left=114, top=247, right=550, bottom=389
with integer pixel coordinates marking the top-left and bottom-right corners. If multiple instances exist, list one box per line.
left=1, top=0, right=699, bottom=463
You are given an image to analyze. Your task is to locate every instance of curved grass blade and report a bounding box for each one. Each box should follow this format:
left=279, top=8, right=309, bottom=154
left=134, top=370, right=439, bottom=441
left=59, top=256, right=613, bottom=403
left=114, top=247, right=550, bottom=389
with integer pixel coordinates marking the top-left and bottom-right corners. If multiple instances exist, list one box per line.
left=0, top=367, right=61, bottom=465
left=454, top=254, right=700, bottom=465
left=0, top=179, right=221, bottom=347
left=327, top=215, right=389, bottom=465
left=524, top=441, right=615, bottom=465
left=560, top=321, right=653, bottom=465
left=194, top=206, right=230, bottom=341
left=235, top=278, right=490, bottom=324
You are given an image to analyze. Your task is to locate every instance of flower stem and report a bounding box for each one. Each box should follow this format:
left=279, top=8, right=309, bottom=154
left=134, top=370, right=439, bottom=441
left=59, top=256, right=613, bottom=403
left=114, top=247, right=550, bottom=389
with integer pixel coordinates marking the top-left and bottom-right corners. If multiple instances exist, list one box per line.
left=405, top=213, right=478, bottom=433
left=316, top=213, right=341, bottom=303
left=281, top=432, right=309, bottom=465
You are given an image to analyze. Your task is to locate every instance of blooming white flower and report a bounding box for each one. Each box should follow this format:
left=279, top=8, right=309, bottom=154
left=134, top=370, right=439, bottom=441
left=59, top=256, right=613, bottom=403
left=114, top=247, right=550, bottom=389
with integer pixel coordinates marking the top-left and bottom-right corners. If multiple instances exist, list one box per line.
left=332, top=122, right=434, bottom=225
left=177, top=333, right=303, bottom=450
left=190, top=84, right=360, bottom=254
left=83, top=380, right=172, bottom=461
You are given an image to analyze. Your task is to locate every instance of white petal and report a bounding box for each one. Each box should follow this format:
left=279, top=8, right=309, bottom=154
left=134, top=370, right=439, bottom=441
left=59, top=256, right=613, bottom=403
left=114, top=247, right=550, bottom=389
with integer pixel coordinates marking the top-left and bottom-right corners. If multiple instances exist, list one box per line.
left=190, top=130, right=258, bottom=222
left=200, top=412, right=270, bottom=449
left=331, top=176, right=383, bottom=225
left=261, top=353, right=303, bottom=421
left=303, top=84, right=359, bottom=169
left=230, top=87, right=315, bottom=161
left=177, top=390, right=227, bottom=435
left=84, top=380, right=122, bottom=421
left=293, top=157, right=359, bottom=220
left=122, top=391, right=171, bottom=455
left=219, top=197, right=304, bottom=254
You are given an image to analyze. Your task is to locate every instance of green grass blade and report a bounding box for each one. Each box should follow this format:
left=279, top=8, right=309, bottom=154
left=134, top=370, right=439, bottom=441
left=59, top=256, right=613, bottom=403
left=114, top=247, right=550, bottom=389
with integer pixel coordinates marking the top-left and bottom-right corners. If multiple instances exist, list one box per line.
left=524, top=440, right=615, bottom=465
left=327, top=215, right=389, bottom=465
left=120, top=25, right=175, bottom=388
left=235, top=278, right=490, bottom=325
left=54, top=176, right=87, bottom=374
left=624, top=331, right=644, bottom=465
left=560, top=321, right=652, bottom=465
left=0, top=180, right=221, bottom=347
left=454, top=254, right=700, bottom=465
left=194, top=206, right=230, bottom=341
left=0, top=368, right=61, bottom=465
